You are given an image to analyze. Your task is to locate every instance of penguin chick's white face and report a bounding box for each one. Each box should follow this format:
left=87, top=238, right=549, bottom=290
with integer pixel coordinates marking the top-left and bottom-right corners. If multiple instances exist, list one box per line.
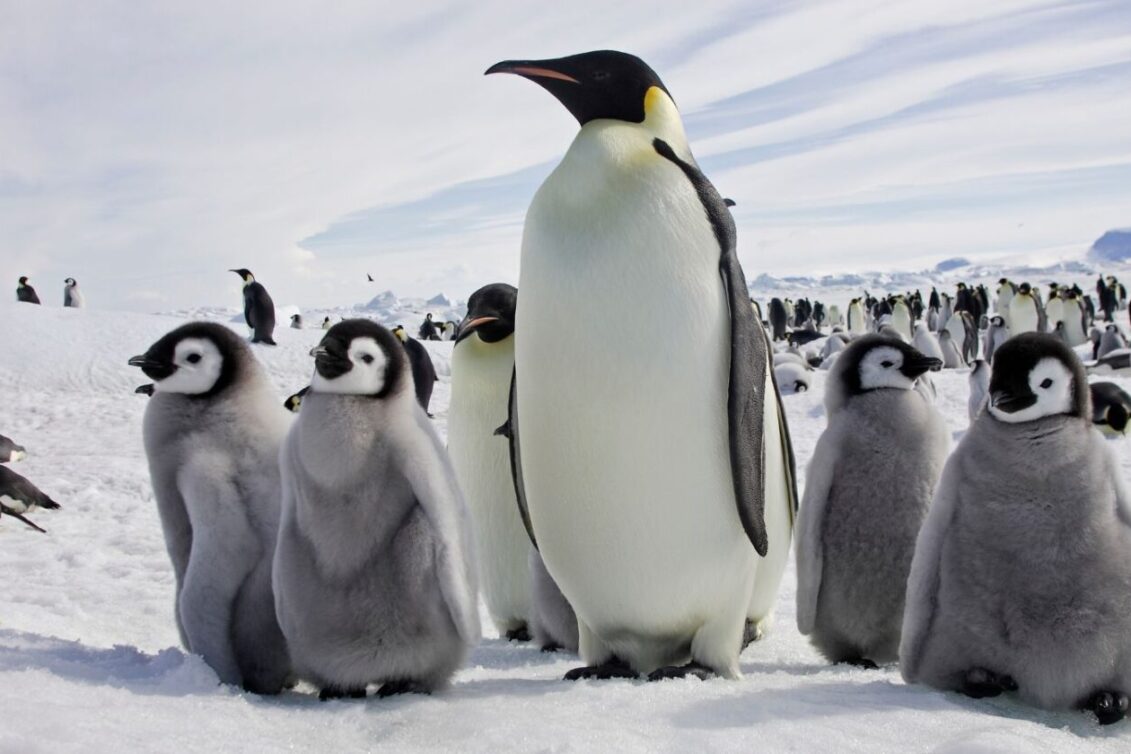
left=859, top=346, right=916, bottom=391
left=311, top=337, right=388, bottom=395
left=154, top=338, right=224, bottom=395
left=989, top=357, right=1074, bottom=424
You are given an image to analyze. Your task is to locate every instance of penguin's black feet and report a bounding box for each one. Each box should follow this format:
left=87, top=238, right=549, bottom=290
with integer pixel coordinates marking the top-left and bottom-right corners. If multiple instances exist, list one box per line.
left=741, top=619, right=763, bottom=649
left=376, top=679, right=432, bottom=698
left=318, top=686, right=368, bottom=701
left=960, top=667, right=1017, bottom=699
left=1082, top=690, right=1130, bottom=725
left=564, top=656, right=638, bottom=681
left=839, top=657, right=879, bottom=670
left=505, top=624, right=532, bottom=642
left=540, top=642, right=563, bottom=653
left=647, top=661, right=716, bottom=682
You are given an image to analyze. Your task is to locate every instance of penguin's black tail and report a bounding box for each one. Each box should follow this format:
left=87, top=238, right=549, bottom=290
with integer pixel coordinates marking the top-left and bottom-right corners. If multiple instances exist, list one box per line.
left=38, top=496, right=61, bottom=510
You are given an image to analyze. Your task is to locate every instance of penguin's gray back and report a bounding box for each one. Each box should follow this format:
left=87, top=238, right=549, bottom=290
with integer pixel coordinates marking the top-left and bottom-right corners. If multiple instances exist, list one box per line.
left=902, top=414, right=1131, bottom=709
left=804, top=389, right=948, bottom=662
left=244, top=282, right=276, bottom=344
left=273, top=392, right=471, bottom=690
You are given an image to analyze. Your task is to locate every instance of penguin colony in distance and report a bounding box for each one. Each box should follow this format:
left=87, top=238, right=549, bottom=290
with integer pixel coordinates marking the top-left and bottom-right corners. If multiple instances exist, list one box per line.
left=273, top=320, right=479, bottom=699
left=16, top=276, right=40, bottom=304
left=796, top=335, right=948, bottom=666
left=391, top=325, right=438, bottom=413
left=63, top=277, right=85, bottom=308
left=489, top=50, right=797, bottom=680
left=131, top=322, right=292, bottom=694
left=230, top=268, right=277, bottom=345
left=902, top=333, right=1131, bottom=725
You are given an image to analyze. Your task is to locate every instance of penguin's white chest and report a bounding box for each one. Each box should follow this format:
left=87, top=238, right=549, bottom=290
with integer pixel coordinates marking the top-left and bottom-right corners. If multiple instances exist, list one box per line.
left=515, top=123, right=752, bottom=635
left=1010, top=296, right=1039, bottom=334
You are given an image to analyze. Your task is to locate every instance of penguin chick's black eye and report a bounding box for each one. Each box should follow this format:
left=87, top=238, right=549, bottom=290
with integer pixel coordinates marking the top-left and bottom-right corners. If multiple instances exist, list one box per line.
left=1040, top=378, right=1053, bottom=389
left=360, top=354, right=374, bottom=365
left=881, top=360, right=894, bottom=368
left=186, top=353, right=202, bottom=364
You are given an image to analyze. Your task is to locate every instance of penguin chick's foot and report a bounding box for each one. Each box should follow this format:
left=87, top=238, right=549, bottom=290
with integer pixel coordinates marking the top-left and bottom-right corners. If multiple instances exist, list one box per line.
left=504, top=624, right=532, bottom=642
left=960, top=667, right=1017, bottom=699
left=839, top=657, right=879, bottom=670
left=1082, top=690, right=1130, bottom=726
left=564, top=657, right=638, bottom=681
left=741, top=619, right=763, bottom=649
left=377, top=680, right=432, bottom=698
left=647, top=661, right=716, bottom=682
left=318, top=686, right=368, bottom=701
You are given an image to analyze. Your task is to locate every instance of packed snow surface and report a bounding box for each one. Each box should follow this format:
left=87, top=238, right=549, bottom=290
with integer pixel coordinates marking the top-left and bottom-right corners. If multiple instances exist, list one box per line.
left=1, top=299, right=1129, bottom=752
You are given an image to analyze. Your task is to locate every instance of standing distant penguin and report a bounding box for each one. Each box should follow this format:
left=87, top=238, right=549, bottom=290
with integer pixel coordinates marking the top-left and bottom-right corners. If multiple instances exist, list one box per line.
left=1090, top=382, right=1131, bottom=437
left=419, top=313, right=438, bottom=341
left=967, top=358, right=989, bottom=423
left=890, top=297, right=913, bottom=342
left=290, top=314, right=303, bottom=330
left=391, top=325, right=437, bottom=413
left=489, top=50, right=797, bottom=680
left=321, top=316, right=332, bottom=330
left=902, top=333, right=1131, bottom=725
left=769, top=298, right=788, bottom=341
left=995, top=279, right=1015, bottom=329
left=230, top=269, right=276, bottom=345
left=0, top=464, right=61, bottom=532
left=1008, top=283, right=1040, bottom=334
left=448, top=283, right=535, bottom=640
left=938, top=329, right=965, bottom=369
left=911, top=322, right=944, bottom=363
left=1098, top=324, right=1128, bottom=359
left=16, top=276, right=40, bottom=304
left=63, top=278, right=85, bottom=308
left=273, top=320, right=479, bottom=699
left=982, top=315, right=1009, bottom=364
left=846, top=298, right=867, bottom=336
left=0, top=433, right=27, bottom=463
left=129, top=322, right=291, bottom=693
left=796, top=335, right=947, bottom=666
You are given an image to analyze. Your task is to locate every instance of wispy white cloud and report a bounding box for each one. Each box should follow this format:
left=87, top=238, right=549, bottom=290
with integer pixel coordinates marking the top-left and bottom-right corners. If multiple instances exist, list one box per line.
left=2, top=0, right=1129, bottom=311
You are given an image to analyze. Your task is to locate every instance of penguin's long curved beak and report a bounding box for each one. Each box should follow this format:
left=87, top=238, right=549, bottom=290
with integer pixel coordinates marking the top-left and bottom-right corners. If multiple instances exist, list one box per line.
left=455, top=315, right=498, bottom=343
left=484, top=60, right=580, bottom=83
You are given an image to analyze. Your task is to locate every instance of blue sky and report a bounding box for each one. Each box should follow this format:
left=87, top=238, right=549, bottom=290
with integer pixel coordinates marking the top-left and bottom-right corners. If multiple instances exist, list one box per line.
left=3, top=0, right=1130, bottom=310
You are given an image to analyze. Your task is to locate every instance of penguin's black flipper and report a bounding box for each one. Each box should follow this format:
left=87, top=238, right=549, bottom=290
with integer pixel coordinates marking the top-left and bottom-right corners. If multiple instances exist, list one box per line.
left=500, top=367, right=537, bottom=549
left=653, top=137, right=799, bottom=557
left=3, top=510, right=48, bottom=533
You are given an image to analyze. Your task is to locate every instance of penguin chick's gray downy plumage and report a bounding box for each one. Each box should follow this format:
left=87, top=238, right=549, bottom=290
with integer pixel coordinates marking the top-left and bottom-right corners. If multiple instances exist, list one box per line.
left=130, top=322, right=292, bottom=694
left=796, top=335, right=948, bottom=666
left=230, top=269, right=277, bottom=345
left=273, top=319, right=479, bottom=699
left=982, top=315, right=1009, bottom=364
left=16, top=276, right=40, bottom=304
left=901, top=333, right=1131, bottom=725
left=0, top=433, right=27, bottom=463
left=63, top=277, right=85, bottom=308
left=0, top=464, right=61, bottom=532
left=392, top=325, right=438, bottom=413
left=774, top=361, right=811, bottom=394
left=938, top=328, right=965, bottom=369
left=1098, top=324, right=1128, bottom=360
left=967, top=359, right=989, bottom=423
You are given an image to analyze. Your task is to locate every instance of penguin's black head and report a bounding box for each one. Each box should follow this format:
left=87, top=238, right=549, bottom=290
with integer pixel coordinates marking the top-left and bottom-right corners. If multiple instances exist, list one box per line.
left=18, top=276, right=28, bottom=285
left=486, top=50, right=670, bottom=126
left=65, top=277, right=76, bottom=286
left=839, top=334, right=942, bottom=396
left=310, top=319, right=405, bottom=399
left=457, top=283, right=517, bottom=344
left=128, top=322, right=247, bottom=398
left=987, top=332, right=1087, bottom=424
left=991, top=315, right=1004, bottom=327
left=1018, top=282, right=1032, bottom=295
left=229, top=268, right=253, bottom=282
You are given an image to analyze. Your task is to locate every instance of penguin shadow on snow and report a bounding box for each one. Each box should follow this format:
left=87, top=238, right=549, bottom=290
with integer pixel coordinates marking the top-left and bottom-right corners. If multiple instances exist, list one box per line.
left=0, top=629, right=220, bottom=697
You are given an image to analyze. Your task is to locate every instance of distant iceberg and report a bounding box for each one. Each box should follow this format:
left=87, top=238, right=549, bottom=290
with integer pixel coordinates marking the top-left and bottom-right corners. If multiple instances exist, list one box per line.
left=1089, top=229, right=1131, bottom=263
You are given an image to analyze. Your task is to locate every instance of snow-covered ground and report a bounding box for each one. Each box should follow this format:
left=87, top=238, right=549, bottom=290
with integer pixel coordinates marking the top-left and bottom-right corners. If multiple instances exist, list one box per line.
left=1, top=299, right=1129, bottom=752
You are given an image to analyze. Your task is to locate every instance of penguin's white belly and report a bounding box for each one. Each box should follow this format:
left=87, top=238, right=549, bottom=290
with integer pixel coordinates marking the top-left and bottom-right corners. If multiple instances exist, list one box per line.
left=516, top=133, right=754, bottom=652
left=1045, top=299, right=1064, bottom=332
left=1009, top=298, right=1039, bottom=334
left=447, top=337, right=531, bottom=631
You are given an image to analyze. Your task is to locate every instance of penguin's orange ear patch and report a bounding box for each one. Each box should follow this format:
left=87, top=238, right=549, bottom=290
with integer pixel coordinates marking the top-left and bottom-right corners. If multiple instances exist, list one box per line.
left=643, top=86, right=666, bottom=117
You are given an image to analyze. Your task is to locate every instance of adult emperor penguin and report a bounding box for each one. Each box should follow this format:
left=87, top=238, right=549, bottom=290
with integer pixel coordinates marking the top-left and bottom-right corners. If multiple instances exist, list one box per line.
left=487, top=50, right=797, bottom=680
left=901, top=333, right=1131, bottom=725
left=1008, top=283, right=1041, bottom=335
left=982, top=315, right=1009, bottom=364
left=230, top=269, right=277, bottom=345
left=16, top=276, right=40, bottom=304
left=391, top=325, right=437, bottom=413
left=129, top=322, right=291, bottom=693
left=768, top=298, right=788, bottom=341
left=1090, top=381, right=1131, bottom=436
left=0, top=433, right=27, bottom=463
left=995, top=279, right=1015, bottom=329
left=847, top=298, right=867, bottom=336
left=1061, top=291, right=1088, bottom=347
left=273, top=320, right=479, bottom=699
left=889, top=296, right=913, bottom=342
left=0, top=464, right=61, bottom=532
left=447, top=283, right=535, bottom=640
left=796, top=335, right=947, bottom=666
left=63, top=277, right=85, bottom=308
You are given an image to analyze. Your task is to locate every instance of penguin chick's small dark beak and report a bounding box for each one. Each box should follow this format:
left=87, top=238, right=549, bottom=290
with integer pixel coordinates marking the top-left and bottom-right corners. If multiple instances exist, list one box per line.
left=128, top=354, right=176, bottom=381
left=484, top=61, right=580, bottom=83
left=900, top=355, right=943, bottom=379
left=309, top=346, right=328, bottom=358
left=991, top=391, right=1037, bottom=414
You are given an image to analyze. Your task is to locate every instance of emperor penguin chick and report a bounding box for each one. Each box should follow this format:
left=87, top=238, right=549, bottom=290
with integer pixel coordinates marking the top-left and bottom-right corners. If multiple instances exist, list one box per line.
left=129, top=322, right=292, bottom=694
left=796, top=334, right=948, bottom=666
left=901, top=333, right=1131, bottom=725
left=273, top=320, right=479, bottom=700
